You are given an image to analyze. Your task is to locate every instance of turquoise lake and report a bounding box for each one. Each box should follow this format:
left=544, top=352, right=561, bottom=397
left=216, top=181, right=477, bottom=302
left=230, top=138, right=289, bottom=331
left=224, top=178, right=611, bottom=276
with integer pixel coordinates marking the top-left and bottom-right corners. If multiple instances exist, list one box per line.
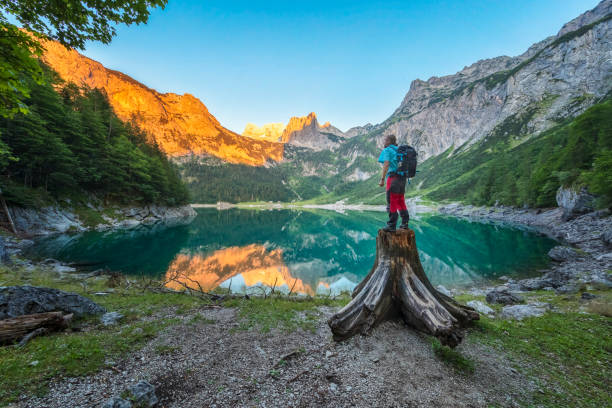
left=27, top=208, right=557, bottom=295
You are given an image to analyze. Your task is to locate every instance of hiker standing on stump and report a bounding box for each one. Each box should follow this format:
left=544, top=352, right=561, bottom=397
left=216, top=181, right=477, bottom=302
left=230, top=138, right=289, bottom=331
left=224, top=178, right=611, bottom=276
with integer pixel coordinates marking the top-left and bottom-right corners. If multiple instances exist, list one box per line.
left=378, top=134, right=417, bottom=232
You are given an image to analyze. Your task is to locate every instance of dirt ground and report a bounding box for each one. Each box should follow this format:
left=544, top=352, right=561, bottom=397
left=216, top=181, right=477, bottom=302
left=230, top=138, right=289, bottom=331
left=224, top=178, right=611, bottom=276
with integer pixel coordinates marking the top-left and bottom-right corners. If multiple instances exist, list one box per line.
left=20, top=306, right=534, bottom=408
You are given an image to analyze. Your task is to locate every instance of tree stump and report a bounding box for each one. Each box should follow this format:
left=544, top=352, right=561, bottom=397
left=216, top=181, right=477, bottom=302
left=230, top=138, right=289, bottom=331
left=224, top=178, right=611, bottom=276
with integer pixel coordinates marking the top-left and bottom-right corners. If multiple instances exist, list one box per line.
left=328, top=229, right=479, bottom=347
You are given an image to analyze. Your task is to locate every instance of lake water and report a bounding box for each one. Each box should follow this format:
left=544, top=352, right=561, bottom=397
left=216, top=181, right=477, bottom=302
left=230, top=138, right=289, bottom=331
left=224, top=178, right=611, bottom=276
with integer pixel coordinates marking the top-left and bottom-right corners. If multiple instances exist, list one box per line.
left=27, top=208, right=557, bottom=295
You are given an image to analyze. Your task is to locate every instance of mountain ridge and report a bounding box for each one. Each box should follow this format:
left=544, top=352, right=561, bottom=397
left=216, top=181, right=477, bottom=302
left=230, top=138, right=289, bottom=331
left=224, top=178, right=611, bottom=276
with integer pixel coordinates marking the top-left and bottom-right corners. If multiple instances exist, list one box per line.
left=243, top=112, right=348, bottom=150
left=40, top=39, right=284, bottom=166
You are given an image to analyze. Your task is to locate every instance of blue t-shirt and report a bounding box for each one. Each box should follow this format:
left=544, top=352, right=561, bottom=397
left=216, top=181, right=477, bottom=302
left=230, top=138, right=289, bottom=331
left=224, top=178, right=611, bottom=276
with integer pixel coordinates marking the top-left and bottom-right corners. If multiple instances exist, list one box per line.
left=378, top=144, right=398, bottom=176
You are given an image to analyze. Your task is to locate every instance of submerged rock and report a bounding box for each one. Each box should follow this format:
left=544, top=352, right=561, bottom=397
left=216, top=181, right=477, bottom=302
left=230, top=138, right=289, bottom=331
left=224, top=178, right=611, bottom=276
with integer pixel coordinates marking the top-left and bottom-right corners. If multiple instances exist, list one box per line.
left=485, top=289, right=523, bottom=305
left=0, top=286, right=105, bottom=319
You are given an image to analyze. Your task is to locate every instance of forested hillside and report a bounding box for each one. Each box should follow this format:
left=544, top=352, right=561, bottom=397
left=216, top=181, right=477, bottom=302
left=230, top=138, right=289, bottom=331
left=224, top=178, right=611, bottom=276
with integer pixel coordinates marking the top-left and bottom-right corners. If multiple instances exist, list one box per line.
left=179, top=156, right=293, bottom=203
left=408, top=96, right=612, bottom=208
left=0, top=67, right=189, bottom=207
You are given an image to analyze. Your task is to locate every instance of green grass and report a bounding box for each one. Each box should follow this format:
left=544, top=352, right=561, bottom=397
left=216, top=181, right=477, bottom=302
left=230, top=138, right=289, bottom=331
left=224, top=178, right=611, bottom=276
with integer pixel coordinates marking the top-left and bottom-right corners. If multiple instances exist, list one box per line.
left=225, top=296, right=349, bottom=333
left=0, top=264, right=206, bottom=404
left=0, top=318, right=179, bottom=403
left=470, top=312, right=611, bottom=407
left=431, top=339, right=475, bottom=374
left=0, top=261, right=348, bottom=404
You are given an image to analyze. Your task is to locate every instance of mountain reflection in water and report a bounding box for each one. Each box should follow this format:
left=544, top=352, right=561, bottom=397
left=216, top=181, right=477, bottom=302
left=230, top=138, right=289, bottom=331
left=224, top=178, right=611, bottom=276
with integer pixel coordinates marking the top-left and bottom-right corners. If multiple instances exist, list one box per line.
left=165, top=245, right=314, bottom=295
left=26, top=208, right=557, bottom=294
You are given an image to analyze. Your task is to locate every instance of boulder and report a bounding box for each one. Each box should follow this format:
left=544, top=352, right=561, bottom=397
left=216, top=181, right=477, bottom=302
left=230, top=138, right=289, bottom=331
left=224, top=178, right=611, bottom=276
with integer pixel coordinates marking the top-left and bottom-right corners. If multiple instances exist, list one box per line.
left=548, top=246, right=580, bottom=262
left=100, top=312, right=124, bottom=326
left=466, top=300, right=494, bottom=315
left=581, top=292, right=597, bottom=300
left=501, top=304, right=547, bottom=320
left=0, top=236, right=9, bottom=263
left=102, top=397, right=132, bottom=408
left=127, top=381, right=158, bottom=407
left=554, top=284, right=579, bottom=294
left=601, top=228, right=612, bottom=248
left=485, top=289, right=524, bottom=305
left=0, top=286, right=105, bottom=319
left=435, top=285, right=452, bottom=297
left=556, top=187, right=595, bottom=221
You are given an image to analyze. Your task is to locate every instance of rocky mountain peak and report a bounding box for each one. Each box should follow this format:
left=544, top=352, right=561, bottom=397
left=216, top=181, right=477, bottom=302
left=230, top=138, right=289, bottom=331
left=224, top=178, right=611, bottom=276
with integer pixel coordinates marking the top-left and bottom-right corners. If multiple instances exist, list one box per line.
left=380, top=0, right=612, bottom=159
left=242, top=123, right=285, bottom=142
left=242, top=112, right=345, bottom=151
left=281, top=112, right=318, bottom=141
left=557, top=0, right=611, bottom=36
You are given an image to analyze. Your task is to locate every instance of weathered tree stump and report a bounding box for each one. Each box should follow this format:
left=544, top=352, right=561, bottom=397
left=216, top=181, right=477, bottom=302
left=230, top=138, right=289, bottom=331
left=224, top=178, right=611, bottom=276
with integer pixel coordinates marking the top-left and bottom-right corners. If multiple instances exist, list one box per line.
left=0, top=311, right=72, bottom=345
left=328, top=229, right=479, bottom=347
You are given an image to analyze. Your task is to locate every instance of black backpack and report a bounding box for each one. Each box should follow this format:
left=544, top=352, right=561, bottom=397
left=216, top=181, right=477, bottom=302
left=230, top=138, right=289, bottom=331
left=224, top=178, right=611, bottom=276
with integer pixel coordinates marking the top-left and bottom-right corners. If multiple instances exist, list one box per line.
left=396, top=145, right=417, bottom=178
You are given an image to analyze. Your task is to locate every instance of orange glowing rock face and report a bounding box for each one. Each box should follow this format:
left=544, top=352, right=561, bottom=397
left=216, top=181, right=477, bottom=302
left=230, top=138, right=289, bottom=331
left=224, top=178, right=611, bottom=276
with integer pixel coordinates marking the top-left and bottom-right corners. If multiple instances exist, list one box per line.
left=164, top=244, right=314, bottom=295
left=280, top=112, right=318, bottom=143
left=242, top=122, right=285, bottom=142
left=40, top=40, right=284, bottom=166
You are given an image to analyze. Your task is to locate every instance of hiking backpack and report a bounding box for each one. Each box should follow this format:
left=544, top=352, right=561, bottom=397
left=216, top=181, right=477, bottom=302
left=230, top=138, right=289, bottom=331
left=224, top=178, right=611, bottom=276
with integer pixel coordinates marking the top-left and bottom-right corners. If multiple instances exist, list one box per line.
left=396, top=145, right=417, bottom=178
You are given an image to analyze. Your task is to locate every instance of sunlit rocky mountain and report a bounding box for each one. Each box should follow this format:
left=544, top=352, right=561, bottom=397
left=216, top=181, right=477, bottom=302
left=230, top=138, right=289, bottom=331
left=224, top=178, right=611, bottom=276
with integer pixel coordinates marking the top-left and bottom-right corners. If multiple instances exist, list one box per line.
left=41, top=39, right=284, bottom=166
left=243, top=112, right=348, bottom=150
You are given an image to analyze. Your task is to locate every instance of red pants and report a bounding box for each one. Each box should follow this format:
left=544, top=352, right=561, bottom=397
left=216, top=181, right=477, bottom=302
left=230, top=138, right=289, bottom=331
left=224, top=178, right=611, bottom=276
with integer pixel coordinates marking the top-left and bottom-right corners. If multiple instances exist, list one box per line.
left=386, top=176, right=407, bottom=213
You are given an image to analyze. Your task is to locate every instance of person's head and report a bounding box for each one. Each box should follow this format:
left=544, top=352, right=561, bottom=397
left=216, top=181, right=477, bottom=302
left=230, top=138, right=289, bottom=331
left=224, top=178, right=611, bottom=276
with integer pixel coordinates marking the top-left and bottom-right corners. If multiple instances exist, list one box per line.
left=384, top=134, right=397, bottom=147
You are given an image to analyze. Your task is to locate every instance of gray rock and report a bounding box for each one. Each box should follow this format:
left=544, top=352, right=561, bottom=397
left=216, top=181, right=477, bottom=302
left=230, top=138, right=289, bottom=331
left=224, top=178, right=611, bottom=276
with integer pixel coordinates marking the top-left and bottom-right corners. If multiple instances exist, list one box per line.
left=9, top=205, right=84, bottom=235
left=435, top=285, right=452, bottom=297
left=485, top=289, right=524, bottom=305
left=466, top=300, right=494, bottom=315
left=548, top=246, right=580, bottom=262
left=100, top=312, right=124, bottom=326
left=554, top=284, right=579, bottom=294
left=371, top=1, right=612, bottom=165
left=541, top=269, right=574, bottom=288
left=0, top=286, right=105, bottom=319
left=0, top=236, right=9, bottom=263
left=52, top=263, right=77, bottom=274
left=595, top=253, right=612, bottom=261
left=126, top=381, right=158, bottom=407
left=581, top=292, right=597, bottom=300
left=102, top=397, right=132, bottom=408
left=556, top=187, right=595, bottom=221
left=501, top=304, right=547, bottom=320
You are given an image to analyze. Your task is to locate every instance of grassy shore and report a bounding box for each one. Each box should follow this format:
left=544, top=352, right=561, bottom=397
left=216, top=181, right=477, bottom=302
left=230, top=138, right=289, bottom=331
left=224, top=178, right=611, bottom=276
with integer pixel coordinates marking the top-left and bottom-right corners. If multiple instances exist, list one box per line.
left=0, top=260, right=610, bottom=407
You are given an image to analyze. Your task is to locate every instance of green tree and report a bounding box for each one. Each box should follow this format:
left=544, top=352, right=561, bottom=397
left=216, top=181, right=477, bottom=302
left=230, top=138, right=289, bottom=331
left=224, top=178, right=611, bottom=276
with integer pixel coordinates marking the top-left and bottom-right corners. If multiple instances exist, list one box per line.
left=0, top=0, right=167, bottom=117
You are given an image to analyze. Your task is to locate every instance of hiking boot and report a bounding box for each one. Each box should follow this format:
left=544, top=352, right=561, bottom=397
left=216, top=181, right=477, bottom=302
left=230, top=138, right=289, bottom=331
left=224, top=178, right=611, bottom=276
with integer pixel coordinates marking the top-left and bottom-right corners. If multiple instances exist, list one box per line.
left=383, top=212, right=398, bottom=232
left=399, top=210, right=410, bottom=229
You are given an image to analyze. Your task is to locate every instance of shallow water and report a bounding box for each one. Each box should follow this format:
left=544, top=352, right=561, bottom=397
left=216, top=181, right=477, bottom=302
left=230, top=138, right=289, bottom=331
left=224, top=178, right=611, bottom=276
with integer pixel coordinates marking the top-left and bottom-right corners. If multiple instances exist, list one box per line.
left=27, top=208, right=557, bottom=295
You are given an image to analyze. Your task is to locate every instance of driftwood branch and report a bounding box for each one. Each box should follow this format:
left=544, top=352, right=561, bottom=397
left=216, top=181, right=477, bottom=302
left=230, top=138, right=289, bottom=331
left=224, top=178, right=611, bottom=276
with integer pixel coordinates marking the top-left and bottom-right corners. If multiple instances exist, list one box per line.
left=328, top=229, right=479, bottom=347
left=0, top=312, right=73, bottom=345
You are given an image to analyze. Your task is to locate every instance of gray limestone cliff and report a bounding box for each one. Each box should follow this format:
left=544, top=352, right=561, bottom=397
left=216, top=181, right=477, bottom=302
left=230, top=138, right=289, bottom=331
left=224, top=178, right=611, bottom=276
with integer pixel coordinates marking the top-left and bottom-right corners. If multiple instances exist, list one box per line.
left=372, top=0, right=612, bottom=160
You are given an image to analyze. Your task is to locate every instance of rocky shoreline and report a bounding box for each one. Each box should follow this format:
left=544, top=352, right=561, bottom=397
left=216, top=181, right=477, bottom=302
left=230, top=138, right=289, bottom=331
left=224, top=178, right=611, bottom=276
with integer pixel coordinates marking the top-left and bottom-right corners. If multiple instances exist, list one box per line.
left=8, top=204, right=196, bottom=236
left=438, top=202, right=612, bottom=318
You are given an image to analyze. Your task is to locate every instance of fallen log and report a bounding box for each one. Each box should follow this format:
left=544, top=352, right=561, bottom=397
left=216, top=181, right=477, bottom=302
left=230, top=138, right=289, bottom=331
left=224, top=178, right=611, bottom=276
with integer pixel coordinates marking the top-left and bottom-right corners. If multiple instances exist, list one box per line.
left=0, top=312, right=72, bottom=345
left=328, top=229, right=479, bottom=347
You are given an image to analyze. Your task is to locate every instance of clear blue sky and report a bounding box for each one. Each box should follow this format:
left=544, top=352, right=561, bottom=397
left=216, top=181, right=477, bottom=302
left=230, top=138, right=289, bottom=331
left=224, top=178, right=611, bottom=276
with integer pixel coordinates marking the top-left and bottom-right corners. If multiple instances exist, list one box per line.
left=82, top=0, right=600, bottom=133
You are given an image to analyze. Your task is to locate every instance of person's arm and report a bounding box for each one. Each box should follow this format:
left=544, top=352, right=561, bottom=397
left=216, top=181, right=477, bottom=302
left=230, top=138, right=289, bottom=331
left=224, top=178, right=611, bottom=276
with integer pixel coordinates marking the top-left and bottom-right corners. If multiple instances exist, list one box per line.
left=379, top=161, right=389, bottom=186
